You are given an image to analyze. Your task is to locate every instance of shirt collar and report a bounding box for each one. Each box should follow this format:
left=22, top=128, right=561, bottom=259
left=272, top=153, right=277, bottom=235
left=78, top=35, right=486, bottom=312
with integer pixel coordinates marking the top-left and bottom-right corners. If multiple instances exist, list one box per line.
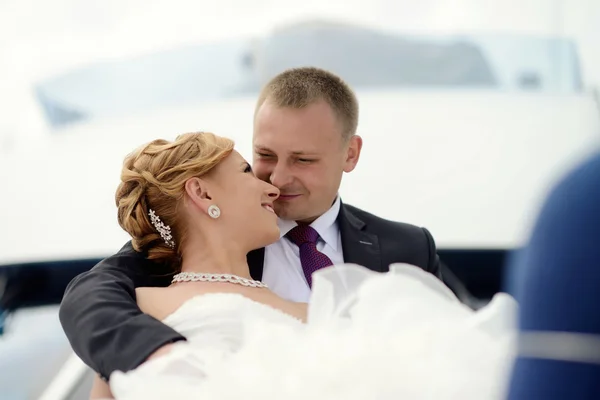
left=278, top=196, right=341, bottom=251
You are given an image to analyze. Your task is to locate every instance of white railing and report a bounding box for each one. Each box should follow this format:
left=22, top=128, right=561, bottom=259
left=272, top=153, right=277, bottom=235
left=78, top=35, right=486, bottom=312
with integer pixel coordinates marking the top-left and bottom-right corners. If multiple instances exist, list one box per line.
left=38, top=351, right=90, bottom=400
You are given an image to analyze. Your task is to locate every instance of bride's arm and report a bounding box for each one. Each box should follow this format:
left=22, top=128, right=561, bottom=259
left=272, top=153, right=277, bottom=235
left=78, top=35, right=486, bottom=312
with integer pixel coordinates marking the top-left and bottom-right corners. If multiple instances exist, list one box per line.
left=59, top=244, right=186, bottom=380
left=90, top=375, right=113, bottom=399
left=88, top=345, right=176, bottom=400
left=86, top=289, right=178, bottom=400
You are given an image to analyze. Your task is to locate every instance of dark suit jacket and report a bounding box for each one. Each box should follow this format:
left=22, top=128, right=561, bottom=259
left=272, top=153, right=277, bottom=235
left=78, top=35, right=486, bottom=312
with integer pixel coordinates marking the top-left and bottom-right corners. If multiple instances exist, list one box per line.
left=59, top=201, right=441, bottom=380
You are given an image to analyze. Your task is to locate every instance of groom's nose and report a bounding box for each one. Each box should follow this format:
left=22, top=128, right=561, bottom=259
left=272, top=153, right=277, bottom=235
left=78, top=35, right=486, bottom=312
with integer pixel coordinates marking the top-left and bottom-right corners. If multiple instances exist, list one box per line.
left=269, top=162, right=294, bottom=188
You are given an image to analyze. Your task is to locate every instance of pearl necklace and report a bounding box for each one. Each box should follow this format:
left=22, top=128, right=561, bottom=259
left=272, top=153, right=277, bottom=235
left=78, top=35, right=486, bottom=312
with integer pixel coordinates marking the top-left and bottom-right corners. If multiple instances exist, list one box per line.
left=171, top=271, right=268, bottom=288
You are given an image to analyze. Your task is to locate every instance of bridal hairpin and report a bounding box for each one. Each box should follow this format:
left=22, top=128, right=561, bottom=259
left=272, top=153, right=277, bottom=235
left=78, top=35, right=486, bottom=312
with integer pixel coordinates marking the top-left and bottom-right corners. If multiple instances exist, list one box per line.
left=148, top=209, right=175, bottom=248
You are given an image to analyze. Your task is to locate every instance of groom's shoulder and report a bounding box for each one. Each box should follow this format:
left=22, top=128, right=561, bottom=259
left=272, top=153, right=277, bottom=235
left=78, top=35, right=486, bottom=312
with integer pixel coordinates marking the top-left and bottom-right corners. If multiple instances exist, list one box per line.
left=109, top=241, right=144, bottom=259
left=342, top=203, right=426, bottom=236
left=90, top=241, right=173, bottom=284
left=93, top=241, right=151, bottom=271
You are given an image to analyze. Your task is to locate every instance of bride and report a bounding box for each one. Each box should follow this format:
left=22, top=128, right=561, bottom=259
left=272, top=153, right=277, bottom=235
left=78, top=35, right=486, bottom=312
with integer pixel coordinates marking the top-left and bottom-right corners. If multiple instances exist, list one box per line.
left=93, top=131, right=517, bottom=399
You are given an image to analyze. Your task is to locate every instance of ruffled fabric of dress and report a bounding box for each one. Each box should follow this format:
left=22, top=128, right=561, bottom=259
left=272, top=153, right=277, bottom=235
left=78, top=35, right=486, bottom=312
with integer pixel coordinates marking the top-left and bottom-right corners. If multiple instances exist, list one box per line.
left=111, top=263, right=518, bottom=400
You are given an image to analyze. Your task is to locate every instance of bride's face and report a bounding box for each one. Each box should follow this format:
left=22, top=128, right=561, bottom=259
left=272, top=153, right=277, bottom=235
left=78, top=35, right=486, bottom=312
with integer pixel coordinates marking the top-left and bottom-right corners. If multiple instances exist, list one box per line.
left=205, top=150, right=280, bottom=249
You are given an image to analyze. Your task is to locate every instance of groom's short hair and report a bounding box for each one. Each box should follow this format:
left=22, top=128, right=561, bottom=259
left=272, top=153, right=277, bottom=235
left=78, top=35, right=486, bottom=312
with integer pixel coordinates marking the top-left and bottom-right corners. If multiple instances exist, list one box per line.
left=255, top=67, right=359, bottom=141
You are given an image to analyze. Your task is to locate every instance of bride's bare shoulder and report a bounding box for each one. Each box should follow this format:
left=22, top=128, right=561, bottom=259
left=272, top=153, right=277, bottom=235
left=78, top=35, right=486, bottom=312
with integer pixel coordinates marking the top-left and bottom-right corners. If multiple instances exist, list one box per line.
left=135, top=287, right=181, bottom=321
left=135, top=283, right=247, bottom=321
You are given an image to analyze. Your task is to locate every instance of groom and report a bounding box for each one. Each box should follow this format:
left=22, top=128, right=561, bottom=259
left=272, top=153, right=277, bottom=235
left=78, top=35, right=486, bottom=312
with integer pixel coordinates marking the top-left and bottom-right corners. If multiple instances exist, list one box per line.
left=59, top=67, right=443, bottom=381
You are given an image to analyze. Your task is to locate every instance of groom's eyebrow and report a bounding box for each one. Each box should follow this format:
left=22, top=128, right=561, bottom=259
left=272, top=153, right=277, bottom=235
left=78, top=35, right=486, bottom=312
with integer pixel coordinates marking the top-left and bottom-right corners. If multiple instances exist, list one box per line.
left=254, top=145, right=272, bottom=153
left=254, top=145, right=318, bottom=157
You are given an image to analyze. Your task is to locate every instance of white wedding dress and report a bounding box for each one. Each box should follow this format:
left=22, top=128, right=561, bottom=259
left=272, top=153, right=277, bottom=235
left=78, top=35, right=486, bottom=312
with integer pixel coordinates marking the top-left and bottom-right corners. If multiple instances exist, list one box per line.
left=109, top=263, right=518, bottom=399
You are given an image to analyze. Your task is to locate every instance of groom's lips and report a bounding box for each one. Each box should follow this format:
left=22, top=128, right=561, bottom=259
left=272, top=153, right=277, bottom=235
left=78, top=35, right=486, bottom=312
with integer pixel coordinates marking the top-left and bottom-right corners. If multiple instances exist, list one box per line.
left=278, top=194, right=301, bottom=201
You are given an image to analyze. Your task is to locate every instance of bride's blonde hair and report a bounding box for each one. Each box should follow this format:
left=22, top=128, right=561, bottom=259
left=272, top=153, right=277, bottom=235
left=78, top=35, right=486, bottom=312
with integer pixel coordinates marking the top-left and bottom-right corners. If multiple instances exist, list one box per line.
left=115, top=132, right=234, bottom=266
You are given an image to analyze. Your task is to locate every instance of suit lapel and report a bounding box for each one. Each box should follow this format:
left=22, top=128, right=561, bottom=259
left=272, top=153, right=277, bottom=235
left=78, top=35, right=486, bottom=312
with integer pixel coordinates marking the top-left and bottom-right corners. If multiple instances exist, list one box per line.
left=338, top=203, right=383, bottom=272
left=247, top=203, right=383, bottom=280
left=247, top=248, right=265, bottom=281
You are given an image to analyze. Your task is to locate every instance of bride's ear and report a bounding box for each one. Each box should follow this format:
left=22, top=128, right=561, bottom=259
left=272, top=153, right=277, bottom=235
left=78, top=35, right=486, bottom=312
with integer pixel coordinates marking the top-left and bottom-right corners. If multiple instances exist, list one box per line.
left=184, top=177, right=213, bottom=214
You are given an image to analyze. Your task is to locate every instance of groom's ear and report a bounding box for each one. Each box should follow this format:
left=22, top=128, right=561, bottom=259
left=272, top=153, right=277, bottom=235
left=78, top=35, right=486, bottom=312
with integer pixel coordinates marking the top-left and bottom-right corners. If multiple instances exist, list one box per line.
left=184, top=177, right=213, bottom=212
left=343, top=135, right=362, bottom=173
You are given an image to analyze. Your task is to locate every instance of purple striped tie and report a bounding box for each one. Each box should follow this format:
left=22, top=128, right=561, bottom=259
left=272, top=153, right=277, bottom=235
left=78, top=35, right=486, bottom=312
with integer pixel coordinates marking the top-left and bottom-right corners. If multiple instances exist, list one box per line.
left=286, top=224, right=334, bottom=288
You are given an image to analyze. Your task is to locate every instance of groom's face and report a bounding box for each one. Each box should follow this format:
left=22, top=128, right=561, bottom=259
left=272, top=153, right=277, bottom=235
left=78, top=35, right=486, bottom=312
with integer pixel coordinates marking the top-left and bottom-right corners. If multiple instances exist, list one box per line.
left=252, top=99, right=361, bottom=223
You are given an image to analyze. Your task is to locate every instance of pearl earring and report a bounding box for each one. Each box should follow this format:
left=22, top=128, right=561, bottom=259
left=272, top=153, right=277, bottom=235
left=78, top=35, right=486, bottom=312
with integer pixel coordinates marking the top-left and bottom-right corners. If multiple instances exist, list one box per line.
left=208, top=205, right=221, bottom=219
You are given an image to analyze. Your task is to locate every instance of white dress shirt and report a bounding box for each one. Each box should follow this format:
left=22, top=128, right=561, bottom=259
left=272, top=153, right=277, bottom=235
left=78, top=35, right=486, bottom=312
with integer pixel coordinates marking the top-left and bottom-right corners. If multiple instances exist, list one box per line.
left=262, top=196, right=344, bottom=302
